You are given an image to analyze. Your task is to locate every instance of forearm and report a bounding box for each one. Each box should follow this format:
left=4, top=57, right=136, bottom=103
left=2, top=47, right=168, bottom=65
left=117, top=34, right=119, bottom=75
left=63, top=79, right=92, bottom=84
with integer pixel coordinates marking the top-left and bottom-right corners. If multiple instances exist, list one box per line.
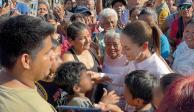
left=96, top=0, right=103, bottom=15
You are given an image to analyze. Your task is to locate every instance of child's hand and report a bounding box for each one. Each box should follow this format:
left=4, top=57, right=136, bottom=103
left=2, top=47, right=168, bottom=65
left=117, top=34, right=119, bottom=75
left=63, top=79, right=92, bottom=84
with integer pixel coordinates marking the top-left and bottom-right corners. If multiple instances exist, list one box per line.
left=87, top=71, right=112, bottom=84
left=100, top=88, right=120, bottom=105
left=94, top=102, right=123, bottom=112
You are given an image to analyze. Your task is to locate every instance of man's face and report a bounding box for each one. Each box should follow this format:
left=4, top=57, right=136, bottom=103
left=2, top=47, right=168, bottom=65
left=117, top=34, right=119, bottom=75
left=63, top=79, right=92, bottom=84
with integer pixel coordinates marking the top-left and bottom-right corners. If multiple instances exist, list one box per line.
left=179, top=4, right=193, bottom=18
left=30, top=36, right=53, bottom=81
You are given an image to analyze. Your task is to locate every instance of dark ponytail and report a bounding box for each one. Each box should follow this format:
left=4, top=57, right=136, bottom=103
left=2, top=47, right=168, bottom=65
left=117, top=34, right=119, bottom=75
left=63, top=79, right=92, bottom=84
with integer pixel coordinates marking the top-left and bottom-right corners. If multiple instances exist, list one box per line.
left=151, top=25, right=160, bottom=54
left=122, top=20, right=160, bottom=54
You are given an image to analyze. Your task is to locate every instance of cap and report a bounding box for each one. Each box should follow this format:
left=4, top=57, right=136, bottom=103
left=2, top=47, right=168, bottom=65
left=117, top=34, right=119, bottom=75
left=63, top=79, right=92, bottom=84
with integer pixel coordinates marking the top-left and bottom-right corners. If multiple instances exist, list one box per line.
left=176, top=0, right=193, bottom=7
left=74, top=6, right=92, bottom=16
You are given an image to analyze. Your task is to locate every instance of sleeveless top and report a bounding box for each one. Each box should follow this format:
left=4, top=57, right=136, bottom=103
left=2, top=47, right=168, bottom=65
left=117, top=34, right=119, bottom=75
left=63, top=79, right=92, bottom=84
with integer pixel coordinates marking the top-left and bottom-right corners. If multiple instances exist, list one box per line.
left=68, top=48, right=101, bottom=72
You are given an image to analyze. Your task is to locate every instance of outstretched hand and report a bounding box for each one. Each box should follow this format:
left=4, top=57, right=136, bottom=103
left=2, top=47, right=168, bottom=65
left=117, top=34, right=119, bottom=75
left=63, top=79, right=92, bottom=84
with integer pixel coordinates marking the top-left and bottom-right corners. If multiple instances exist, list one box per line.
left=87, top=71, right=112, bottom=84
left=53, top=5, right=64, bottom=21
left=100, top=88, right=120, bottom=105
left=95, top=102, right=123, bottom=112
left=0, top=3, right=10, bottom=16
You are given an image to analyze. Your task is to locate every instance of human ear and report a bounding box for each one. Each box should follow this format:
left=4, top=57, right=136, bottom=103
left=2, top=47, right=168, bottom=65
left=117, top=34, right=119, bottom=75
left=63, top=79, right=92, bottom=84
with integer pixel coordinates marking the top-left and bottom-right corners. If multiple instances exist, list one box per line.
left=20, top=54, right=32, bottom=70
left=73, top=84, right=81, bottom=93
left=141, top=42, right=149, bottom=51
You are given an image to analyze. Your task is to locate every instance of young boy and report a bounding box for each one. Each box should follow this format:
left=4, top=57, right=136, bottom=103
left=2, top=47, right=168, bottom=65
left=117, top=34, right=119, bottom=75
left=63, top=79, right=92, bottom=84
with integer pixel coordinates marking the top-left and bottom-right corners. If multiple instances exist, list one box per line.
left=54, top=62, right=122, bottom=111
left=124, top=70, right=158, bottom=112
left=153, top=73, right=183, bottom=108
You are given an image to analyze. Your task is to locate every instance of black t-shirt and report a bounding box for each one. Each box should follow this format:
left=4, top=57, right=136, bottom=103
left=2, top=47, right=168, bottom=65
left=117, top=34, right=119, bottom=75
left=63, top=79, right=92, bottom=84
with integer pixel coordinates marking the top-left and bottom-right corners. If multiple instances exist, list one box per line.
left=37, top=81, right=63, bottom=107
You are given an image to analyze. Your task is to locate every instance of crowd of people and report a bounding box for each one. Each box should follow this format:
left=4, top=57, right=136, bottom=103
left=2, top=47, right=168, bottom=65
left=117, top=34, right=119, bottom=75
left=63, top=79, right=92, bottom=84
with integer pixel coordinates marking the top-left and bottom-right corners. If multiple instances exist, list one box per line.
left=0, top=0, right=194, bottom=112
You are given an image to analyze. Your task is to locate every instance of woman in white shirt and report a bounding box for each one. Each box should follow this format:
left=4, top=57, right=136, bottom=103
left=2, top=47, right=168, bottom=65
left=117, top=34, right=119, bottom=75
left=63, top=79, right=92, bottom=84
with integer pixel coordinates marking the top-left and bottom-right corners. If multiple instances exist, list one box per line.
left=120, top=20, right=172, bottom=78
left=172, top=20, right=194, bottom=75
left=93, top=20, right=172, bottom=111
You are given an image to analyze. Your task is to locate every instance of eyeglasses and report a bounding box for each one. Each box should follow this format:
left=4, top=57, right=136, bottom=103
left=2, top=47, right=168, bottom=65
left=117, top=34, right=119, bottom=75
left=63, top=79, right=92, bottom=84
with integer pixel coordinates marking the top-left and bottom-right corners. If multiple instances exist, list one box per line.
left=179, top=4, right=192, bottom=10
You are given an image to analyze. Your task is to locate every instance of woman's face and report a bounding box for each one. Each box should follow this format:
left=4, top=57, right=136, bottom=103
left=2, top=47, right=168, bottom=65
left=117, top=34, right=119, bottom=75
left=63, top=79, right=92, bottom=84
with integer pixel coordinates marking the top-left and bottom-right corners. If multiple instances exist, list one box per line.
left=120, top=33, right=144, bottom=61
left=38, top=4, right=48, bottom=16
left=183, top=23, right=194, bottom=49
left=64, top=0, right=73, bottom=11
left=71, top=29, right=91, bottom=51
left=130, top=9, right=141, bottom=22
left=100, top=16, right=117, bottom=31
left=105, top=37, right=122, bottom=59
left=48, top=19, right=58, bottom=32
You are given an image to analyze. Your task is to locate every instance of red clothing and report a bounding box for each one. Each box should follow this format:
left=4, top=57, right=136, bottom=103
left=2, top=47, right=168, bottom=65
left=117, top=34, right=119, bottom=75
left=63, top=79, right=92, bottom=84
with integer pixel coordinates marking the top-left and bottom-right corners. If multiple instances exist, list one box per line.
left=170, top=18, right=182, bottom=47
left=61, top=35, right=71, bottom=55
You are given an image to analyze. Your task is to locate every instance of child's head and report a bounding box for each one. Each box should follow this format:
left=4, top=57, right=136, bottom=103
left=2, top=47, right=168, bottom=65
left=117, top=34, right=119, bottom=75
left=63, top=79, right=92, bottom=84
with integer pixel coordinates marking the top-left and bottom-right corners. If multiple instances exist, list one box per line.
left=54, top=62, right=93, bottom=95
left=183, top=19, right=194, bottom=49
left=124, top=70, right=158, bottom=110
left=153, top=73, right=183, bottom=108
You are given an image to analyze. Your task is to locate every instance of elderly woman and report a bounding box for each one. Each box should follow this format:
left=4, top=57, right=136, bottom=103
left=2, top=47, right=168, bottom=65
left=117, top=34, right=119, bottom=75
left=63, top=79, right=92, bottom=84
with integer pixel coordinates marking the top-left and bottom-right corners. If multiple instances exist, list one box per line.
left=37, top=1, right=49, bottom=16
left=93, top=8, right=119, bottom=59
left=102, top=31, right=135, bottom=111
left=103, top=31, right=128, bottom=75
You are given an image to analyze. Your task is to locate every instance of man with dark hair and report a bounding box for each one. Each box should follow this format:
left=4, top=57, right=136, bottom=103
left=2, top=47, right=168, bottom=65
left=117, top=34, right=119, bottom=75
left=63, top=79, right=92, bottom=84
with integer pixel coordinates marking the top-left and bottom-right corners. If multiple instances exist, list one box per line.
left=124, top=70, right=158, bottom=112
left=0, top=15, right=56, bottom=112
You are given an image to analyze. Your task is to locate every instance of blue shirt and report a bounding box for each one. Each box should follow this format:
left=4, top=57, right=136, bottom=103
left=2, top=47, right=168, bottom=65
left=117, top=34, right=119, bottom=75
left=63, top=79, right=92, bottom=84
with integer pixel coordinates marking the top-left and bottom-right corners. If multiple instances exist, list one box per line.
left=160, top=34, right=171, bottom=59
left=16, top=2, right=30, bottom=15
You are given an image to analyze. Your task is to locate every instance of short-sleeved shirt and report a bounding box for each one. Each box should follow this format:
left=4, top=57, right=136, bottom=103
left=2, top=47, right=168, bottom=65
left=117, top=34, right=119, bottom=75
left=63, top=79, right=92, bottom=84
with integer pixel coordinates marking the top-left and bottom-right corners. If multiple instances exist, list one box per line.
left=68, top=97, right=94, bottom=108
left=160, top=34, right=171, bottom=59
left=0, top=85, right=56, bottom=112
left=172, top=41, right=194, bottom=75
left=16, top=2, right=30, bottom=15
